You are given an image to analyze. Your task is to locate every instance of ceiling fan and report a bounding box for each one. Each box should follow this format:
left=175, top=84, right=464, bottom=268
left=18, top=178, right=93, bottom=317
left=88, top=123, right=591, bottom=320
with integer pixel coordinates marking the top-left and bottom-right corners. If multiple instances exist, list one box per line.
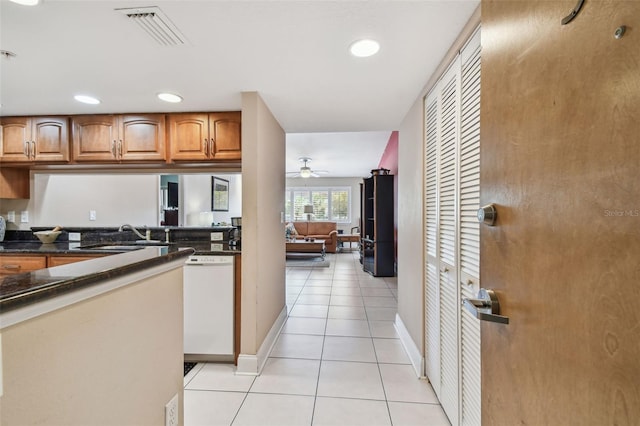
left=286, top=157, right=329, bottom=178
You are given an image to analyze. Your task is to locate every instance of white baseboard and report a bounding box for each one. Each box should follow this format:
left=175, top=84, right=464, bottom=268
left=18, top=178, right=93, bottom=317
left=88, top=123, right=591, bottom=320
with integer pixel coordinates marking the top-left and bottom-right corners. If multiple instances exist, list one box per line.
left=395, top=313, right=425, bottom=378
left=235, top=306, right=288, bottom=376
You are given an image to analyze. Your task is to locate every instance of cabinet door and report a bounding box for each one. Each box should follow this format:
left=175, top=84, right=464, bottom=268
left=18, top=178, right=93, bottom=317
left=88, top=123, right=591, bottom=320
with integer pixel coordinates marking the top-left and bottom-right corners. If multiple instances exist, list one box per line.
left=72, top=115, right=119, bottom=162
left=209, top=112, right=241, bottom=160
left=120, top=114, right=166, bottom=161
left=168, top=113, right=210, bottom=161
left=0, top=255, right=47, bottom=276
left=0, top=117, right=31, bottom=162
left=32, top=117, right=70, bottom=162
left=48, top=254, right=105, bottom=267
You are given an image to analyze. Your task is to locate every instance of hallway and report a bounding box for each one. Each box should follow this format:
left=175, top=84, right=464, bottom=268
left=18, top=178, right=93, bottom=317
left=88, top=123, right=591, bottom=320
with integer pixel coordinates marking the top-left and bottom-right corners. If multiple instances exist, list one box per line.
left=184, top=252, right=448, bottom=425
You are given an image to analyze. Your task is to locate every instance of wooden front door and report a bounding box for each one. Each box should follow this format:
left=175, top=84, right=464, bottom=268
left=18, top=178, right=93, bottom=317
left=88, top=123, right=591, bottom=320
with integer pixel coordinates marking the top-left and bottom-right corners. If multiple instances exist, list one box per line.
left=480, top=1, right=639, bottom=425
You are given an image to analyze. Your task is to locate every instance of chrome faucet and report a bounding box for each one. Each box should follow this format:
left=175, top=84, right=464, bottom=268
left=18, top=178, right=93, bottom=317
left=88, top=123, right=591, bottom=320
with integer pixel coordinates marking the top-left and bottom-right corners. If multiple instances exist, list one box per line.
left=118, top=224, right=149, bottom=240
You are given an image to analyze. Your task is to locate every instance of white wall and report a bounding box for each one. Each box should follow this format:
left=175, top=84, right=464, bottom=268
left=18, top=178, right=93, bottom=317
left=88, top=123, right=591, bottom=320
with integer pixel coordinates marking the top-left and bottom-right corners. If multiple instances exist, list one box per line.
left=0, top=172, right=242, bottom=229
left=182, top=173, right=242, bottom=226
left=395, top=7, right=481, bottom=374
left=240, top=91, right=286, bottom=362
left=285, top=176, right=361, bottom=233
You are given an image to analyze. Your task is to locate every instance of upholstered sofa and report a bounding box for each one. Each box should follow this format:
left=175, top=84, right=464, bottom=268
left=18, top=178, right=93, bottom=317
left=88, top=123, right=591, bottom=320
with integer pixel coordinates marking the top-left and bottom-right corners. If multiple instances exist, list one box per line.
left=291, top=221, right=338, bottom=253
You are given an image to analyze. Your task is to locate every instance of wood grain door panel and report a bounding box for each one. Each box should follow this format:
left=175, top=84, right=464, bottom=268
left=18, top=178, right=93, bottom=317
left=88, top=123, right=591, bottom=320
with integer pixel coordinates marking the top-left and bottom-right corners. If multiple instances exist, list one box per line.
left=0, top=117, right=31, bottom=162
left=480, top=1, right=640, bottom=424
left=32, top=117, right=69, bottom=162
left=120, top=114, right=166, bottom=161
left=210, top=112, right=241, bottom=160
left=72, top=115, right=118, bottom=162
left=169, top=113, right=210, bottom=161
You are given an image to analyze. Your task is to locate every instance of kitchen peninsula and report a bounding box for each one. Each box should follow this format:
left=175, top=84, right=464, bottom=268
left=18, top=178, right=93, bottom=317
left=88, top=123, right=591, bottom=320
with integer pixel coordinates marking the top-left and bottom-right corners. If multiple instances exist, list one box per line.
left=0, top=228, right=239, bottom=425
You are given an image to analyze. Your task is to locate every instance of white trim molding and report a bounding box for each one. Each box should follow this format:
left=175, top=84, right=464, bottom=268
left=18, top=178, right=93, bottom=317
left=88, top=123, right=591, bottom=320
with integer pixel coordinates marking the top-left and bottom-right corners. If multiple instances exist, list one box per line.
left=236, top=306, right=287, bottom=376
left=395, top=313, right=425, bottom=378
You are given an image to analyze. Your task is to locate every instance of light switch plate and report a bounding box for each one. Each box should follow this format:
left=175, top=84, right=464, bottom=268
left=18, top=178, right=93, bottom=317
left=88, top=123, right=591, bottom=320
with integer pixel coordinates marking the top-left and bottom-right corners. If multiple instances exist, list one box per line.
left=6, top=211, right=15, bottom=223
left=210, top=232, right=223, bottom=241
left=68, top=232, right=81, bottom=241
left=20, top=211, right=29, bottom=223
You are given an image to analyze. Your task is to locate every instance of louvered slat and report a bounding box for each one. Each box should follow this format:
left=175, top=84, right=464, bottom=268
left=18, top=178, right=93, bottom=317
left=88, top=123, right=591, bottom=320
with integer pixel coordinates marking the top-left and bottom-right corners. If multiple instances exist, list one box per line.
left=424, top=90, right=441, bottom=393
left=459, top=30, right=482, bottom=426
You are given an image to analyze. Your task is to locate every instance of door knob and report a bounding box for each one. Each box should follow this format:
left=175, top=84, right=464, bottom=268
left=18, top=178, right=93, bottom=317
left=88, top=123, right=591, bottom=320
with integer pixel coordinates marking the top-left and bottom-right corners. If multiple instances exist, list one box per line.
left=477, top=204, right=497, bottom=226
left=462, top=288, right=509, bottom=324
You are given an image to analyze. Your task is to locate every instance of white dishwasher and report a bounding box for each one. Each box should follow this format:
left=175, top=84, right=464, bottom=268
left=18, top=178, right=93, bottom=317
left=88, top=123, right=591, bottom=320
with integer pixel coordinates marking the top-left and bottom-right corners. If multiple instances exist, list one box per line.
left=183, top=255, right=235, bottom=359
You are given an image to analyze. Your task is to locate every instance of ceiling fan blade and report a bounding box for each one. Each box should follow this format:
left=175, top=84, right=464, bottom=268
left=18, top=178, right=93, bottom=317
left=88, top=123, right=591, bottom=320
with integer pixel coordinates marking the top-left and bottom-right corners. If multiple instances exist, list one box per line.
left=310, top=172, right=320, bottom=177
left=313, top=170, right=329, bottom=175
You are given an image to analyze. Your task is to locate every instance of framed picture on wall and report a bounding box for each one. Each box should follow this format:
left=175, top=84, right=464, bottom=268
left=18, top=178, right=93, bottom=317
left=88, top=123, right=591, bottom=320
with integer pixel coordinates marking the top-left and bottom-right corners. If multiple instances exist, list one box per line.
left=212, top=177, right=229, bottom=211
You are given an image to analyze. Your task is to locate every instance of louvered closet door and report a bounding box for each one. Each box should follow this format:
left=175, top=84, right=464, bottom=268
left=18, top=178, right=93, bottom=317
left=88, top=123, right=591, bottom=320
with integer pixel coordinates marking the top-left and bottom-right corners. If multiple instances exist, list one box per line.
left=424, top=26, right=481, bottom=426
left=459, top=29, right=482, bottom=426
left=424, top=90, right=441, bottom=395
left=438, top=58, right=461, bottom=426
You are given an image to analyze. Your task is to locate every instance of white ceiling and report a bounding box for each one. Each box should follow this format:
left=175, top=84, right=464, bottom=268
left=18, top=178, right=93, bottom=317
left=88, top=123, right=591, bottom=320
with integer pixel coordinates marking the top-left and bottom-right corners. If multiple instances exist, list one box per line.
left=0, top=0, right=479, bottom=176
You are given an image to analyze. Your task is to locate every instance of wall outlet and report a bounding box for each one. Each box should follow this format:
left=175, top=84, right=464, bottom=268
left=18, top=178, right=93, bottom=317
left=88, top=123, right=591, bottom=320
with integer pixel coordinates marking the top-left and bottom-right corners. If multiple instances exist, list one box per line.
left=165, top=393, right=179, bottom=426
left=6, top=211, right=15, bottom=223
left=210, top=232, right=223, bottom=241
left=20, top=211, right=29, bottom=223
left=68, top=232, right=81, bottom=241
left=89, top=210, right=97, bottom=221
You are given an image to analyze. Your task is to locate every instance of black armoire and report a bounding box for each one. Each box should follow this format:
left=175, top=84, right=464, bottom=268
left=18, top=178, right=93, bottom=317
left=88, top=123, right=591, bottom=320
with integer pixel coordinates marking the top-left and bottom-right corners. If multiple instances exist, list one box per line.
left=360, top=173, right=394, bottom=276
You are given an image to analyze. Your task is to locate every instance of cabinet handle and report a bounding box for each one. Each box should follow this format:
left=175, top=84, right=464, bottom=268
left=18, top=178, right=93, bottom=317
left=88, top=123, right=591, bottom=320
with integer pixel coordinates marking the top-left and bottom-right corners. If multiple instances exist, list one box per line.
left=24, top=141, right=30, bottom=157
left=112, top=140, right=117, bottom=157
left=31, top=141, right=36, bottom=159
left=118, top=140, right=123, bottom=157
left=204, top=139, right=209, bottom=156
left=2, top=264, right=21, bottom=270
left=209, top=139, right=215, bottom=157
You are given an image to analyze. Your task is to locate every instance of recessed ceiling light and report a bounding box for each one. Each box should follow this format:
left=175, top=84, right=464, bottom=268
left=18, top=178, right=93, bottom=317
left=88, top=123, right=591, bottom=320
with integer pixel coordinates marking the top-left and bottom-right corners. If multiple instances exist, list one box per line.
left=9, top=0, right=40, bottom=5
left=74, top=95, right=101, bottom=105
left=349, top=39, right=380, bottom=58
left=157, top=93, right=183, bottom=103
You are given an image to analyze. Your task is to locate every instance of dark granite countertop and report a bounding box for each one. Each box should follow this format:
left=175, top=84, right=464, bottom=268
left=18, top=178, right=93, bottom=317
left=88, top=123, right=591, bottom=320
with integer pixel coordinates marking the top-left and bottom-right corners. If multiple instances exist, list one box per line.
left=0, top=246, right=196, bottom=313
left=0, top=230, right=242, bottom=314
left=0, top=240, right=241, bottom=256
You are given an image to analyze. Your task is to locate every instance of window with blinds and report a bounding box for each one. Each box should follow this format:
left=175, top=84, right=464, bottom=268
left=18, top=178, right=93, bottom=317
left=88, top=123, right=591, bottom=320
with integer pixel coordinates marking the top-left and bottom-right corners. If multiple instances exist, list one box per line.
left=284, top=187, right=352, bottom=222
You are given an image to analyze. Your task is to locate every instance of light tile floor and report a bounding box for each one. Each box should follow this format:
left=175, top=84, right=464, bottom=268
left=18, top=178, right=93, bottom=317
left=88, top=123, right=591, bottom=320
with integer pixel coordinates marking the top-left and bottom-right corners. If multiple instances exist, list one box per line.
left=184, top=251, right=450, bottom=426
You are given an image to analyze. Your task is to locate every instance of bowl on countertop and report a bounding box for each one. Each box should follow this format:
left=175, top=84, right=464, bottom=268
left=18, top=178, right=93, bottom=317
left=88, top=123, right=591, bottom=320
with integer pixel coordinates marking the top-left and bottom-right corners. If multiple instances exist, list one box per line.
left=34, top=230, right=62, bottom=244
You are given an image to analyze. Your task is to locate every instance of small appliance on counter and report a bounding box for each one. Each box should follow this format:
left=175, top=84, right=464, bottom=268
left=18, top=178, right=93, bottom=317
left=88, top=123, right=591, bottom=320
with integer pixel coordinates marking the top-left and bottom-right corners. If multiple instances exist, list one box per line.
left=229, top=217, right=242, bottom=248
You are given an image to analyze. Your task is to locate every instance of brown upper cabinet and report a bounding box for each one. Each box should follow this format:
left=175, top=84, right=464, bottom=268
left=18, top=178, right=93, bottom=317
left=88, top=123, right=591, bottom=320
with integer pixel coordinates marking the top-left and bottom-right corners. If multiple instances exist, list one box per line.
left=169, top=112, right=241, bottom=161
left=0, top=116, right=70, bottom=163
left=72, top=114, right=166, bottom=163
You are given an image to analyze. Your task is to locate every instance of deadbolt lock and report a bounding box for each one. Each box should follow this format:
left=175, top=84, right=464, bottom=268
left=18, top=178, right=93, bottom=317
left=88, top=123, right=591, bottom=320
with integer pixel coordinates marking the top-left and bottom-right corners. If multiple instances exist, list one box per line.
left=477, top=204, right=497, bottom=226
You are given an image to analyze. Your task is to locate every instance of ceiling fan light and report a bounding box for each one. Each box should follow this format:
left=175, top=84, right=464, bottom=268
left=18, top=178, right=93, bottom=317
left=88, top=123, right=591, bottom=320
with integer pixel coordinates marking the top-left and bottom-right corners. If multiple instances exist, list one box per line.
left=299, top=167, right=312, bottom=178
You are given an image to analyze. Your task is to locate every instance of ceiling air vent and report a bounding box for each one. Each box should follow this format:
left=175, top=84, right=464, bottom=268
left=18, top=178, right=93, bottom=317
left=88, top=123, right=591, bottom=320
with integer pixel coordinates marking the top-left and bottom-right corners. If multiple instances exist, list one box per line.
left=116, top=6, right=187, bottom=46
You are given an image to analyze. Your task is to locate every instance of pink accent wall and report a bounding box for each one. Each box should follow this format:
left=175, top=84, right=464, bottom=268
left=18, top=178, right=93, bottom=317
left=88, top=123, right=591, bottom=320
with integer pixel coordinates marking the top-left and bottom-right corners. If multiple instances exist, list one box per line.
left=378, top=131, right=399, bottom=173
